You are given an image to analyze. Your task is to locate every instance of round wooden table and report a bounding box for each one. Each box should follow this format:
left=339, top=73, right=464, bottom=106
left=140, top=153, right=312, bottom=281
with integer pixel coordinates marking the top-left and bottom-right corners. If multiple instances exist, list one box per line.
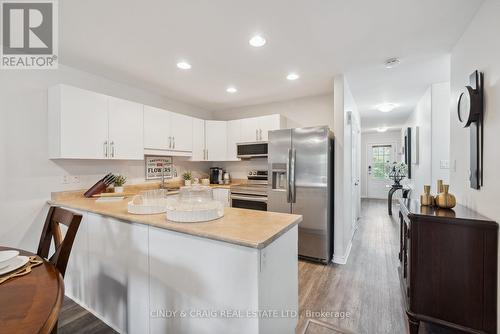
left=0, top=246, right=64, bottom=334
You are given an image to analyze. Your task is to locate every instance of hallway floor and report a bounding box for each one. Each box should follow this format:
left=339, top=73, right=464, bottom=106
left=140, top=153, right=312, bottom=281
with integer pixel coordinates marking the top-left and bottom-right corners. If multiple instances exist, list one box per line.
left=297, top=199, right=457, bottom=334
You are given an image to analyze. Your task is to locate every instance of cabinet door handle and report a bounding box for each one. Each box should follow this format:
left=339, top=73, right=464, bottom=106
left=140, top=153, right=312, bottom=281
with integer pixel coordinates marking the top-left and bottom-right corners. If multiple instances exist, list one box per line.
left=110, top=141, right=115, bottom=158
left=103, top=141, right=108, bottom=158
left=206, top=149, right=208, bottom=160
left=168, top=136, right=171, bottom=149
left=256, top=129, right=258, bottom=141
left=173, top=136, right=175, bottom=149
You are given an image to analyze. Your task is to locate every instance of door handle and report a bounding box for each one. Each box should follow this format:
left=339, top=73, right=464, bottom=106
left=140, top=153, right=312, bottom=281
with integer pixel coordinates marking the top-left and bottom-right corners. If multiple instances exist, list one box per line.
left=256, top=129, right=259, bottom=141
left=103, top=141, right=108, bottom=158
left=173, top=136, right=175, bottom=149
left=168, top=136, right=171, bottom=149
left=286, top=149, right=291, bottom=203
left=110, top=141, right=115, bottom=158
left=290, top=148, right=296, bottom=203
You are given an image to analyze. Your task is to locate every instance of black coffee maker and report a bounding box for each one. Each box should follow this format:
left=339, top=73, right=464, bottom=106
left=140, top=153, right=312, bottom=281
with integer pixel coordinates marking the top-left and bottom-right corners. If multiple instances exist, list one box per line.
left=209, top=167, right=223, bottom=184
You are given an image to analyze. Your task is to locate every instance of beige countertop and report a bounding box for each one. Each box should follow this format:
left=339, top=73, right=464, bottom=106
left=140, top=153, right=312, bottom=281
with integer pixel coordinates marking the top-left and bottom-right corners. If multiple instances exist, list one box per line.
left=48, top=194, right=301, bottom=249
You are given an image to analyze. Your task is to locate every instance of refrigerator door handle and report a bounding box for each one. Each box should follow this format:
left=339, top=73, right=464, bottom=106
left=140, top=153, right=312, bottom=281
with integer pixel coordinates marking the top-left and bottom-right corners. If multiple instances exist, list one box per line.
left=290, top=148, right=296, bottom=203
left=286, top=148, right=291, bottom=203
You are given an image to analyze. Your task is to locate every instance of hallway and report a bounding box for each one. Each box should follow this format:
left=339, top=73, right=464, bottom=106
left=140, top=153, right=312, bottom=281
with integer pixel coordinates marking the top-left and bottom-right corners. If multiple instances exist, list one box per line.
left=297, top=199, right=455, bottom=334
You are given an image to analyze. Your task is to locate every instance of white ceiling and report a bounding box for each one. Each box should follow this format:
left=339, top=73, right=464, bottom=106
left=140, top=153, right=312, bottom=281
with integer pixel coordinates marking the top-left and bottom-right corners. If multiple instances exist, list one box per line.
left=59, top=0, right=483, bottom=118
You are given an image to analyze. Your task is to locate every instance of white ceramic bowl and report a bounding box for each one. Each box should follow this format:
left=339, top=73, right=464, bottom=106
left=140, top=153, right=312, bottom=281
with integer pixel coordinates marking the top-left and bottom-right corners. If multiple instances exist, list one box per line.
left=0, top=250, right=19, bottom=269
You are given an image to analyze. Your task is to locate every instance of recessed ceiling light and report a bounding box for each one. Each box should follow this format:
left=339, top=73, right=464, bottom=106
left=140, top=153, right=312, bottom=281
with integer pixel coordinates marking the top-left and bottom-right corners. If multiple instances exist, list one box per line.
left=226, top=86, right=237, bottom=93
left=176, top=61, right=192, bottom=70
left=249, top=35, right=266, bottom=47
left=377, top=127, right=388, bottom=133
left=376, top=103, right=398, bottom=113
left=286, top=73, right=300, bottom=81
left=385, top=57, right=401, bottom=69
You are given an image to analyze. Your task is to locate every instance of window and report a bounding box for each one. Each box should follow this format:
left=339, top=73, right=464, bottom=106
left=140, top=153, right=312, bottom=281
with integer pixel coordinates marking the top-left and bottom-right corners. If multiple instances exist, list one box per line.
left=371, top=145, right=392, bottom=179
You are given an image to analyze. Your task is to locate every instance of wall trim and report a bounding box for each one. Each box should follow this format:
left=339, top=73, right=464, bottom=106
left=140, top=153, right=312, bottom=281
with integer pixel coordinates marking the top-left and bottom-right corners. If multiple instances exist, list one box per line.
left=332, top=239, right=352, bottom=264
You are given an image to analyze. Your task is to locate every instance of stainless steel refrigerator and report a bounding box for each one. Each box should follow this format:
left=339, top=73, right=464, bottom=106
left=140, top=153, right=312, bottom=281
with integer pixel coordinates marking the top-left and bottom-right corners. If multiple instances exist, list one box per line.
left=268, top=126, right=334, bottom=263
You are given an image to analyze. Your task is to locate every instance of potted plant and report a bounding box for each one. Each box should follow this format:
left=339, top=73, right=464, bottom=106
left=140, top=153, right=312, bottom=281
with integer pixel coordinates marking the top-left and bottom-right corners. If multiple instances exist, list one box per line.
left=113, top=174, right=127, bottom=193
left=385, top=162, right=407, bottom=187
left=182, top=171, right=192, bottom=186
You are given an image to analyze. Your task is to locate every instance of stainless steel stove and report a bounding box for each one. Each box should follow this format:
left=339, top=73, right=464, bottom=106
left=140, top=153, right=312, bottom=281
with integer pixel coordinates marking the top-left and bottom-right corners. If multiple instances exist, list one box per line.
left=230, top=170, right=268, bottom=211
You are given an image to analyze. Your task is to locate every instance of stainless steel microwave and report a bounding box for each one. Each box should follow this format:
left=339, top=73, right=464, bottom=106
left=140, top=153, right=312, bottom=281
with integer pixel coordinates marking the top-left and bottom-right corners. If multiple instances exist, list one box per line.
left=236, top=142, right=268, bottom=159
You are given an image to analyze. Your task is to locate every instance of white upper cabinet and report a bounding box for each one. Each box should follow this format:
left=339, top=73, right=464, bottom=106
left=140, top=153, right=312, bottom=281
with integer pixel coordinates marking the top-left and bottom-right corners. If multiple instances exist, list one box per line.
left=108, top=97, right=144, bottom=160
left=143, top=105, right=171, bottom=151
left=258, top=114, right=284, bottom=141
left=143, top=106, right=193, bottom=155
left=239, top=117, right=261, bottom=143
left=226, top=119, right=241, bottom=161
left=190, top=118, right=206, bottom=161
left=170, top=112, right=193, bottom=152
left=205, top=121, right=227, bottom=161
left=239, top=114, right=284, bottom=142
left=48, top=84, right=143, bottom=160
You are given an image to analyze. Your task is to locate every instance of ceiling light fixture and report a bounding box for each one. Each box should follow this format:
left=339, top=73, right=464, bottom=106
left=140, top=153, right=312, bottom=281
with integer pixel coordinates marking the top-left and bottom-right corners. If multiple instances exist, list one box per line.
left=385, top=57, right=401, bottom=69
left=286, top=73, right=300, bottom=81
left=226, top=86, right=238, bottom=93
left=176, top=61, right=192, bottom=70
left=376, top=103, right=398, bottom=113
left=377, top=127, right=388, bottom=133
left=249, top=35, right=266, bottom=47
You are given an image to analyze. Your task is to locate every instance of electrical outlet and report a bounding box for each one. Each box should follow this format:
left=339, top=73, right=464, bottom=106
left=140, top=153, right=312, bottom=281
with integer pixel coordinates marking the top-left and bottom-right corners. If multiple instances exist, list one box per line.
left=72, top=176, right=80, bottom=183
left=62, top=175, right=70, bottom=184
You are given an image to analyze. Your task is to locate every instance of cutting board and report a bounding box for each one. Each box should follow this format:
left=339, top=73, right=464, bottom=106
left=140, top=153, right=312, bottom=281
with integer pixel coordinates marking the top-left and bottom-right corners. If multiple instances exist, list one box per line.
left=92, top=192, right=135, bottom=198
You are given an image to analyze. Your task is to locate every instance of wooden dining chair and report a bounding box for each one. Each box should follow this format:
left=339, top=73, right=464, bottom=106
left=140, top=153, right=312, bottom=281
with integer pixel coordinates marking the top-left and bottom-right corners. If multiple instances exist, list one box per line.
left=37, top=206, right=82, bottom=278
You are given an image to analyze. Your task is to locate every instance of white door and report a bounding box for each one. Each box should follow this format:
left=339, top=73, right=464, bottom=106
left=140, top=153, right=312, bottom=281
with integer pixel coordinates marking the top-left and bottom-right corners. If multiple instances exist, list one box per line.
left=258, top=114, right=281, bottom=141
left=239, top=117, right=259, bottom=142
left=170, top=112, right=193, bottom=152
left=108, top=97, right=144, bottom=160
left=226, top=119, right=241, bottom=161
left=205, top=121, right=227, bottom=161
left=366, top=143, right=396, bottom=199
left=190, top=118, right=206, bottom=161
left=143, top=105, right=171, bottom=150
left=59, top=85, right=109, bottom=159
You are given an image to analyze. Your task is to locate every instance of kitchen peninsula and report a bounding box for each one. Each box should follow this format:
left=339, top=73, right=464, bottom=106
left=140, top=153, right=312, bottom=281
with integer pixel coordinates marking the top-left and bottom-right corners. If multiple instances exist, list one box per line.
left=49, top=188, right=301, bottom=334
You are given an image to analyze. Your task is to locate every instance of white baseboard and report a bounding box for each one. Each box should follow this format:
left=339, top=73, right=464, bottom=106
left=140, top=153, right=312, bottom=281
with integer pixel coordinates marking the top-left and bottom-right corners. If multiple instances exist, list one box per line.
left=332, top=239, right=352, bottom=264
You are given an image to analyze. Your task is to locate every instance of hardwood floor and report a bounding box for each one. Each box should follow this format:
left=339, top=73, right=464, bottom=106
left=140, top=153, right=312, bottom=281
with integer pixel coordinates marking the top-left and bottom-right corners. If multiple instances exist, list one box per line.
left=58, top=297, right=117, bottom=334
left=297, top=199, right=457, bottom=334
left=58, top=199, right=456, bottom=334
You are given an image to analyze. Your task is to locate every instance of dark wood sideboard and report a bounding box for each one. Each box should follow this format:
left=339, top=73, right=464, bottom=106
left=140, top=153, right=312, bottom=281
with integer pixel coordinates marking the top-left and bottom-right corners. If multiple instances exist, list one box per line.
left=399, top=199, right=498, bottom=334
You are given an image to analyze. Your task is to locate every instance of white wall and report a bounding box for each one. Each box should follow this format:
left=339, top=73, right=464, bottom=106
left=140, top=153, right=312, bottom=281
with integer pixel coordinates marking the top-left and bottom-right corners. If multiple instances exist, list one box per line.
left=449, top=1, right=500, bottom=328
left=213, top=94, right=334, bottom=130
left=403, top=82, right=450, bottom=199
left=360, top=130, right=402, bottom=198
left=0, top=65, right=212, bottom=251
left=332, top=75, right=361, bottom=264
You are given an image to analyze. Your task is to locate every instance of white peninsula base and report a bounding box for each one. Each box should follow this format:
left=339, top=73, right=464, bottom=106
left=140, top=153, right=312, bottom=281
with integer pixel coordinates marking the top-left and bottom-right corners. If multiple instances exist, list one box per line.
left=63, top=210, right=298, bottom=334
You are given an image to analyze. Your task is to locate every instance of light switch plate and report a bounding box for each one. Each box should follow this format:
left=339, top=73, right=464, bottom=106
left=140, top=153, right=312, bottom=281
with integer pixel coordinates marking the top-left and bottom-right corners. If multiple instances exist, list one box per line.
left=440, top=160, right=450, bottom=169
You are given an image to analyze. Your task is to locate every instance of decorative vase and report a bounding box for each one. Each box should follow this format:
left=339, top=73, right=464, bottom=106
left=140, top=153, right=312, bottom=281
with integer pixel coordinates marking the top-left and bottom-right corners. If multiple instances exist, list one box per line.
left=420, top=185, right=434, bottom=206
left=435, top=184, right=456, bottom=209
left=114, top=186, right=124, bottom=193
left=184, top=180, right=192, bottom=186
